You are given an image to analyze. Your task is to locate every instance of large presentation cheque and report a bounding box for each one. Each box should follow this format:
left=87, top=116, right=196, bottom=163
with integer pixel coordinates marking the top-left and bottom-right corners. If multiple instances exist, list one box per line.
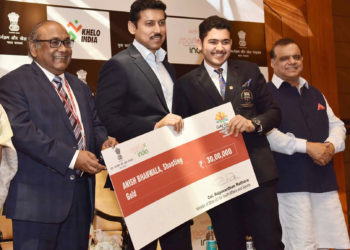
left=102, top=103, right=259, bottom=249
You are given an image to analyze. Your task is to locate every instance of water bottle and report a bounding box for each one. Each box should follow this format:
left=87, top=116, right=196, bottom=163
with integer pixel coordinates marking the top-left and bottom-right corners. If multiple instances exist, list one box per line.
left=205, top=226, right=217, bottom=250
left=246, top=235, right=254, bottom=250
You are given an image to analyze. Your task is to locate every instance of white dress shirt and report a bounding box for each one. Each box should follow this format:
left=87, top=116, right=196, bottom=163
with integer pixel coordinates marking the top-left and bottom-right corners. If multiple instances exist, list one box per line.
left=267, top=74, right=346, bottom=154
left=133, top=39, right=174, bottom=111
left=203, top=60, right=228, bottom=94
left=35, top=62, right=85, bottom=169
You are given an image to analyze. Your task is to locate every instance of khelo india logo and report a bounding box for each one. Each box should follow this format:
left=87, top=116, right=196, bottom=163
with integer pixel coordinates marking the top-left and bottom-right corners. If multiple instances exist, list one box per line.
left=67, top=20, right=82, bottom=41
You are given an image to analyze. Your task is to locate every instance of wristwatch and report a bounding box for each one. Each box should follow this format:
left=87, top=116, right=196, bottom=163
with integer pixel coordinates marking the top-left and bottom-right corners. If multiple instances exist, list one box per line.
left=251, top=118, right=263, bottom=133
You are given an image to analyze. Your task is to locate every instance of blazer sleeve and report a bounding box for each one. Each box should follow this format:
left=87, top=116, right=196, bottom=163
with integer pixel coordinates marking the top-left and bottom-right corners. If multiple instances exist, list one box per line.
left=0, top=73, right=75, bottom=175
left=172, top=76, right=194, bottom=118
left=96, top=59, right=156, bottom=140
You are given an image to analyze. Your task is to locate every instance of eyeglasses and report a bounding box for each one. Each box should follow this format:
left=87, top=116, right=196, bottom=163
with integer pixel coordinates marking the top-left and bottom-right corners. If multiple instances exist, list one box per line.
left=34, top=38, right=74, bottom=48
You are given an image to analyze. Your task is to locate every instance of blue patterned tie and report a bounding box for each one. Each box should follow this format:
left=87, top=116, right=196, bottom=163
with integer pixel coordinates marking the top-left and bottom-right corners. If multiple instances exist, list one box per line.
left=214, top=68, right=226, bottom=99
left=53, top=76, right=84, bottom=150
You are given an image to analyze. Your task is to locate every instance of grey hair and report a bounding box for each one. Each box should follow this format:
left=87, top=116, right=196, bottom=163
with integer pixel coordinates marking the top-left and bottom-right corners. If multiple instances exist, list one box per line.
left=27, top=20, right=57, bottom=58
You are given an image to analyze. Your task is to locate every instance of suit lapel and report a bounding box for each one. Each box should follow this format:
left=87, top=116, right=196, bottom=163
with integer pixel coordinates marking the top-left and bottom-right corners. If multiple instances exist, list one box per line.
left=197, top=64, right=223, bottom=105
left=225, top=61, right=242, bottom=102
left=128, top=45, right=169, bottom=113
left=31, top=62, right=65, bottom=113
left=30, top=62, right=76, bottom=140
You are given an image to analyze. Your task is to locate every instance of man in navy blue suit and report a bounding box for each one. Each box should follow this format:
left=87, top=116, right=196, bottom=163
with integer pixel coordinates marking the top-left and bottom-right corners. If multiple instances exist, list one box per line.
left=0, top=20, right=116, bottom=249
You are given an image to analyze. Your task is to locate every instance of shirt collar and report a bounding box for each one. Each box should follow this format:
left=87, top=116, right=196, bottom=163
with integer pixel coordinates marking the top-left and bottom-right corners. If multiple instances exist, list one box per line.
left=132, top=39, right=167, bottom=63
left=34, top=61, right=65, bottom=83
left=271, top=74, right=309, bottom=89
left=203, top=60, right=228, bottom=78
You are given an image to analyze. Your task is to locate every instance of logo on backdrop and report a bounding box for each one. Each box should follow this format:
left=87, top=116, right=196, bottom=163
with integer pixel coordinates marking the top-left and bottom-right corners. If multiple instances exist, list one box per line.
left=237, top=30, right=247, bottom=47
left=76, top=69, right=87, bottom=84
left=0, top=11, right=27, bottom=46
left=166, top=17, right=202, bottom=65
left=67, top=19, right=101, bottom=43
left=0, top=2, right=46, bottom=55
left=67, top=20, right=82, bottom=41
left=8, top=12, right=20, bottom=32
left=47, top=6, right=111, bottom=60
left=177, top=27, right=200, bottom=55
left=230, top=22, right=267, bottom=66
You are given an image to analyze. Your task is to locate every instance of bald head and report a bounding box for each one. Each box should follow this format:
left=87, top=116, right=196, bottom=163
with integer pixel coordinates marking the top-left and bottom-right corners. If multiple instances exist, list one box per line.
left=29, top=21, right=72, bottom=75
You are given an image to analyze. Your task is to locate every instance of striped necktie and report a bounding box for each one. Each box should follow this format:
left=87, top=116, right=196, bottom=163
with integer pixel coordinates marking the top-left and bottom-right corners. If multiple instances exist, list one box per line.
left=53, top=76, right=84, bottom=150
left=214, top=68, right=226, bottom=99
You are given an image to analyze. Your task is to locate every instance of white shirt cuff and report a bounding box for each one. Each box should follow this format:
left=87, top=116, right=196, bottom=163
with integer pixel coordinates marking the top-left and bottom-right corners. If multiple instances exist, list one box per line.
left=295, top=138, right=307, bottom=153
left=325, top=137, right=342, bottom=154
left=69, top=150, right=79, bottom=169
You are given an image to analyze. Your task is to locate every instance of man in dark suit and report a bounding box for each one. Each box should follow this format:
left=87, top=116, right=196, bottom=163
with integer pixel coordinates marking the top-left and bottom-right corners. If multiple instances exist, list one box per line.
left=0, top=20, right=116, bottom=249
left=173, top=16, right=284, bottom=250
left=95, top=0, right=191, bottom=249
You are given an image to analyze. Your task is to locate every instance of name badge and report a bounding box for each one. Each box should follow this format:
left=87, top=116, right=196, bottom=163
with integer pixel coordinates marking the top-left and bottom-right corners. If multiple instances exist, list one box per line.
left=240, top=79, right=254, bottom=107
left=240, top=90, right=254, bottom=107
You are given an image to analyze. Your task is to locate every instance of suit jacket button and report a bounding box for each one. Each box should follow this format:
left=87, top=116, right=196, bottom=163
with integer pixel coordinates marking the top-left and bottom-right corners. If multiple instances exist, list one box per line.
left=70, top=174, right=76, bottom=181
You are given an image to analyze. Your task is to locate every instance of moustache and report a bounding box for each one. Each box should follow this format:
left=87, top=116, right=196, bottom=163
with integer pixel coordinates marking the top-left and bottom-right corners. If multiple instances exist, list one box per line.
left=151, top=33, right=163, bottom=39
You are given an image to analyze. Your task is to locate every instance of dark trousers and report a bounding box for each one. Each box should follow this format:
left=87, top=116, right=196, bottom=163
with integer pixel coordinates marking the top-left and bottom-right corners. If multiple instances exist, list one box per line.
left=107, top=175, right=192, bottom=250
left=208, top=180, right=284, bottom=250
left=126, top=221, right=193, bottom=250
left=12, top=178, right=91, bottom=250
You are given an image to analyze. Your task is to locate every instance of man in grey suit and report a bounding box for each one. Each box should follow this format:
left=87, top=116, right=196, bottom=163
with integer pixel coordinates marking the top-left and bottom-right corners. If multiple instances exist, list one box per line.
left=96, top=0, right=192, bottom=249
left=0, top=20, right=116, bottom=249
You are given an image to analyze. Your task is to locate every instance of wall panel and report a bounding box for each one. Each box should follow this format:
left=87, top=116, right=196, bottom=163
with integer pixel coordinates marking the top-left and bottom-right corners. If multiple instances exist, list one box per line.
left=264, top=0, right=311, bottom=87
left=265, top=0, right=349, bottom=226
left=332, top=0, right=350, bottom=17
left=333, top=16, right=350, bottom=42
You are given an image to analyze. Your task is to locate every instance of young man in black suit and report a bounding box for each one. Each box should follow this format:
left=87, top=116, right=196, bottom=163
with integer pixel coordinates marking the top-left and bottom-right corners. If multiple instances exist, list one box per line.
left=96, top=0, right=192, bottom=249
left=173, top=15, right=284, bottom=250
